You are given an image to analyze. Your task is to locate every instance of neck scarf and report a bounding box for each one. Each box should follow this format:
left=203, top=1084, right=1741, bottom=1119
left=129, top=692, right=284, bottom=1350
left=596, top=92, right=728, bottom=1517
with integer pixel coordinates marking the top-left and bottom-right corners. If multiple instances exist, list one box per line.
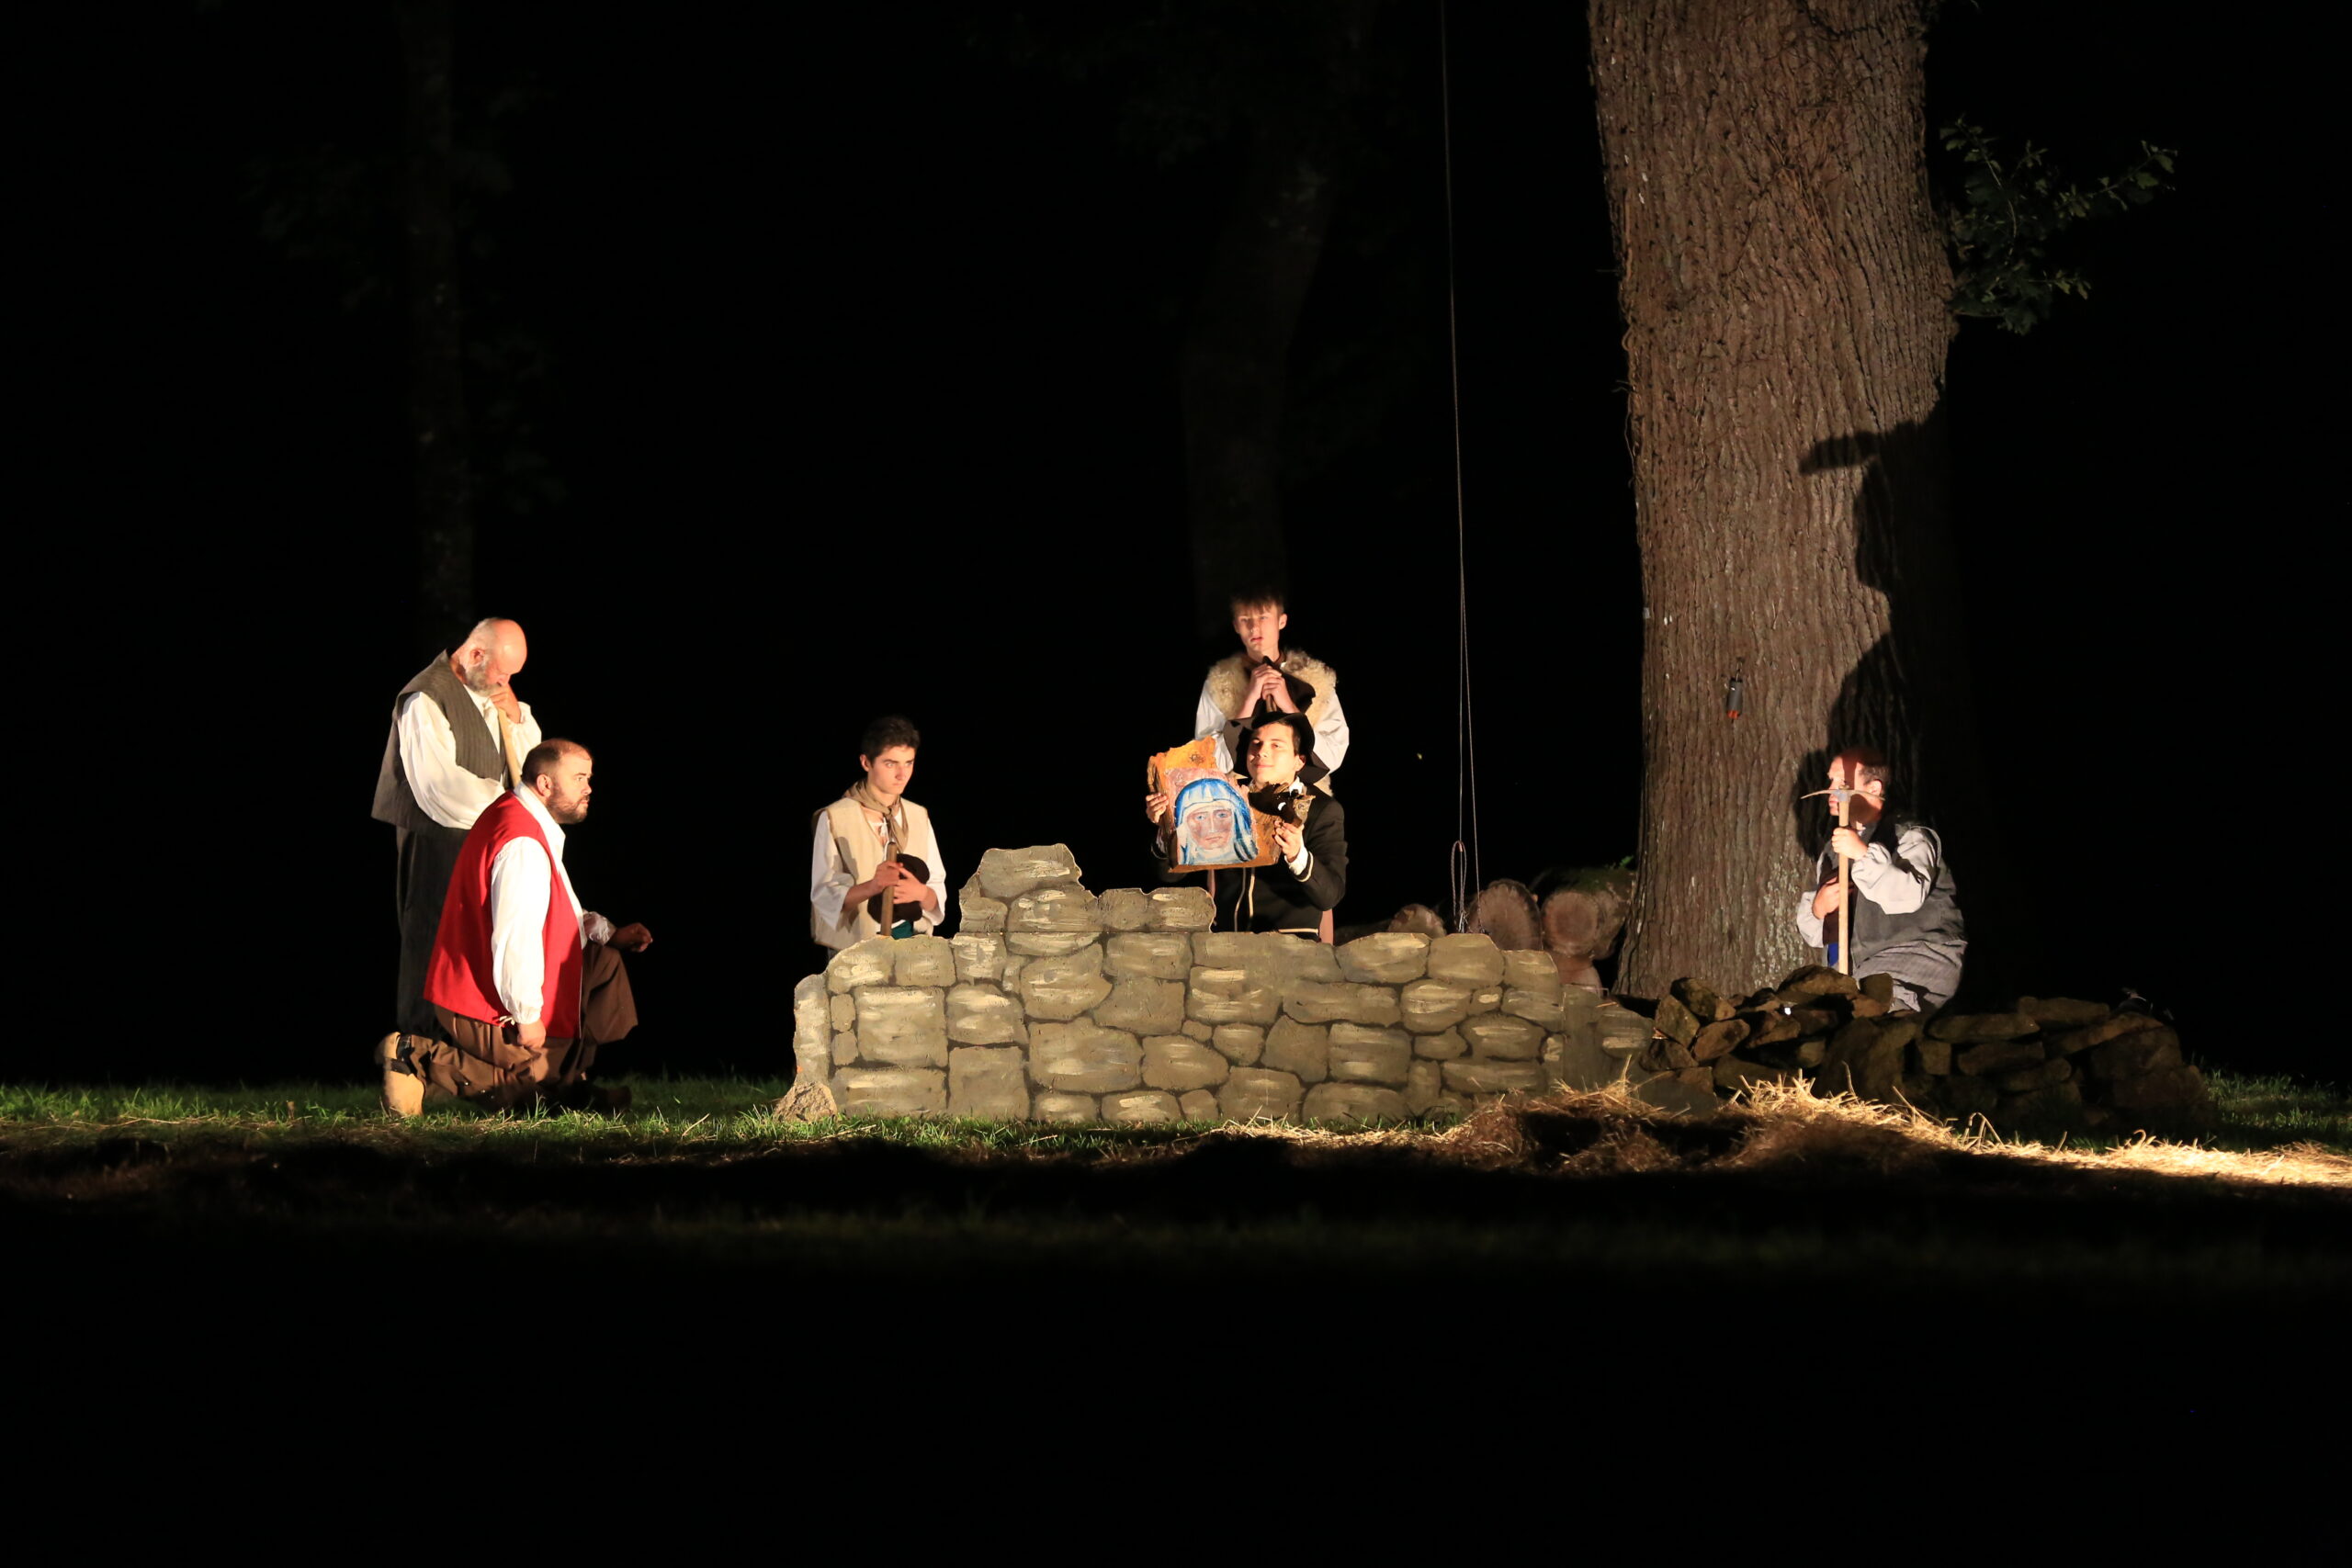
left=845, top=779, right=907, bottom=860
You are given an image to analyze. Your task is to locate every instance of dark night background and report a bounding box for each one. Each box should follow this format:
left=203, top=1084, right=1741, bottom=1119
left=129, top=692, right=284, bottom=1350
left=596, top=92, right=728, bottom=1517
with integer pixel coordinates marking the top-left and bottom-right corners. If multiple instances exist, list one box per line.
left=22, top=3, right=2328, bottom=1085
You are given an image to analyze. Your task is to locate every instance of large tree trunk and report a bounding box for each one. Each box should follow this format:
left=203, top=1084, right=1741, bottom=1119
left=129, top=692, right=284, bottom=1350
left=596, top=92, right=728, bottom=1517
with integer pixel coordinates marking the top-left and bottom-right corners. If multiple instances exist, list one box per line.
left=1180, top=120, right=1337, bottom=639
left=1590, top=0, right=1980, bottom=997
left=396, top=0, right=471, bottom=648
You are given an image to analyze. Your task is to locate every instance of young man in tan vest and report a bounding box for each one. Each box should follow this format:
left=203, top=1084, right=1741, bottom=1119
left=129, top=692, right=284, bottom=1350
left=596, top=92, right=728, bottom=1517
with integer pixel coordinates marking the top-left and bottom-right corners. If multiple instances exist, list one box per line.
left=809, top=715, right=948, bottom=953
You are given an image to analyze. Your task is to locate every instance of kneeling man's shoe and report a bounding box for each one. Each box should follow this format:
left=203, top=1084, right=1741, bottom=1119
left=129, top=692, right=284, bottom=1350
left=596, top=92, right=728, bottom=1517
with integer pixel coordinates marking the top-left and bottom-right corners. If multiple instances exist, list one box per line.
left=374, top=1032, right=424, bottom=1119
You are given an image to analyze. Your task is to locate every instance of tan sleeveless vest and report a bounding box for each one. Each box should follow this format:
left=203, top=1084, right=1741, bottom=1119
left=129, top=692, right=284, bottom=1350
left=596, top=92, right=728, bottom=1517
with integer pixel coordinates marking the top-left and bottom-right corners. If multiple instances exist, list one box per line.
left=811, top=795, right=936, bottom=948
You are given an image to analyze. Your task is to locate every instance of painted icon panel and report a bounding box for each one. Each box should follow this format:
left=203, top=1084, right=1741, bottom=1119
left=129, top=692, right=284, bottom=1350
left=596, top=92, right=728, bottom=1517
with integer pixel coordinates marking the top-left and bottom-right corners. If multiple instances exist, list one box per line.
left=1148, top=736, right=1279, bottom=869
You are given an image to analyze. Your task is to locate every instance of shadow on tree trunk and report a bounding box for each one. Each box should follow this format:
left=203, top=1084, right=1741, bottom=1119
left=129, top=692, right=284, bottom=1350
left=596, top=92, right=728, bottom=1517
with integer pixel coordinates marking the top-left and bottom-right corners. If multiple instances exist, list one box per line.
left=1800, top=415, right=2025, bottom=1004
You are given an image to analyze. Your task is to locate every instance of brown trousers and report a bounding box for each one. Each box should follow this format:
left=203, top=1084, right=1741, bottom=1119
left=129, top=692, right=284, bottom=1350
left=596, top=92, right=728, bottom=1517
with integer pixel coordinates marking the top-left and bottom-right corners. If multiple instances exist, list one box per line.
left=418, top=940, right=639, bottom=1111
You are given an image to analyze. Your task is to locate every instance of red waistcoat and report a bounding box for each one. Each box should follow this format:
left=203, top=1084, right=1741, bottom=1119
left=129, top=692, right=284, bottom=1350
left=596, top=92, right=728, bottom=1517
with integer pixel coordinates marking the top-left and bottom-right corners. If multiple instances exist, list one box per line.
left=424, top=793, right=583, bottom=1036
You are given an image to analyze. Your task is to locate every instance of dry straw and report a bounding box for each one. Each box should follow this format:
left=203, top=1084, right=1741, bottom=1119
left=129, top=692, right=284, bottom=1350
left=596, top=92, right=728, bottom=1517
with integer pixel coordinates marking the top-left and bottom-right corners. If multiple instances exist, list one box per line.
left=1228, top=1078, right=2352, bottom=1190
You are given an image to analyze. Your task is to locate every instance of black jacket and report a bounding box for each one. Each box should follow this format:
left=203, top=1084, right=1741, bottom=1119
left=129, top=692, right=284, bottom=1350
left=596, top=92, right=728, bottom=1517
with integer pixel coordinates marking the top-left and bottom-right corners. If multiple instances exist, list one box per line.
left=1154, top=788, right=1347, bottom=933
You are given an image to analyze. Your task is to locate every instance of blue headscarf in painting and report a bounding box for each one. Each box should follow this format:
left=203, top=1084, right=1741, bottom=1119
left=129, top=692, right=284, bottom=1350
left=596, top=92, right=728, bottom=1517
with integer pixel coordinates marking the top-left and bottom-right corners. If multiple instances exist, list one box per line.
left=1173, top=776, right=1254, bottom=866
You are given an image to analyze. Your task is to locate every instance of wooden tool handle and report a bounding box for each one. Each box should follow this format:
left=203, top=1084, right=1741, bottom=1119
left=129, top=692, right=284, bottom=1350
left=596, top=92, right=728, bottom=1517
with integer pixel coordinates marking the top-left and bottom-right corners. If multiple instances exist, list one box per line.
left=1834, top=789, right=1852, bottom=976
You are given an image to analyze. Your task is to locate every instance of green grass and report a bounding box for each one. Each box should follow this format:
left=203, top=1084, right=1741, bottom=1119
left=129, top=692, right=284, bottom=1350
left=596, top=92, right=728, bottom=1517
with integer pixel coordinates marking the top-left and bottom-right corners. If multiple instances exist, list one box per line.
left=2199, top=1071, right=2352, bottom=1152
left=8, top=1070, right=2344, bottom=1348
left=0, top=1076, right=1238, bottom=1156
left=4, top=1067, right=2343, bottom=1153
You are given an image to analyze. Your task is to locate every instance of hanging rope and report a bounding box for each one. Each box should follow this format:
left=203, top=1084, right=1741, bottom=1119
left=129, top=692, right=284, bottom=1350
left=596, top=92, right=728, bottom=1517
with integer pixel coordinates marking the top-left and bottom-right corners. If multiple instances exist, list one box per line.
left=1440, top=0, right=1480, bottom=931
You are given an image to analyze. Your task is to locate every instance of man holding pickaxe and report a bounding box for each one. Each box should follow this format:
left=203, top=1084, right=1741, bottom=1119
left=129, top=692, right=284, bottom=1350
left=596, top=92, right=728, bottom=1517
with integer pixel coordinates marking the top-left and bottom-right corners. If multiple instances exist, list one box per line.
left=1794, top=747, right=1967, bottom=1012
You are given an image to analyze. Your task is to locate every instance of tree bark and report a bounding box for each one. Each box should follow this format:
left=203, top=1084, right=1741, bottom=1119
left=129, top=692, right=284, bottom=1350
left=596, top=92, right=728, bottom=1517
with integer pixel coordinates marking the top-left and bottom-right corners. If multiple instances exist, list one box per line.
left=396, top=0, right=471, bottom=647
left=1590, top=0, right=1979, bottom=997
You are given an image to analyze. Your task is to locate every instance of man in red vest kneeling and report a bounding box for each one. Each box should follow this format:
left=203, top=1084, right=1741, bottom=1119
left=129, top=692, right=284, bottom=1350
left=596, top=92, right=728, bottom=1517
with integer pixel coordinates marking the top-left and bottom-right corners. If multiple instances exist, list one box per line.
left=373, top=739, right=650, bottom=1115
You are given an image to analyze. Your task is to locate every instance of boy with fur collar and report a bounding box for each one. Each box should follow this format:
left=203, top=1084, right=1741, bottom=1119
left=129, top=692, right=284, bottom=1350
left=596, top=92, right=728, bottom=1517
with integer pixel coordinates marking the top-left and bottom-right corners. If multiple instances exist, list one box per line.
left=1194, top=587, right=1350, bottom=794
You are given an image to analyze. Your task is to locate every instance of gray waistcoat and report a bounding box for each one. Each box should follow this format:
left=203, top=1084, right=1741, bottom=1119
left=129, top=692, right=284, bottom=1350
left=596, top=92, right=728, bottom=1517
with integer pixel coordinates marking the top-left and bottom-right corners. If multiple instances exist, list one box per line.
left=1818, top=816, right=1965, bottom=965
left=370, top=655, right=507, bottom=830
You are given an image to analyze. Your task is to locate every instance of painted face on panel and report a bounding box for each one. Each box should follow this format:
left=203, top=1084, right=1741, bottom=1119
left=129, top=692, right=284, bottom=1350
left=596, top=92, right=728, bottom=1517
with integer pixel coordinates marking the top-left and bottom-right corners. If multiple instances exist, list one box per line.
left=1184, top=800, right=1236, bottom=855
left=1172, top=777, right=1253, bottom=866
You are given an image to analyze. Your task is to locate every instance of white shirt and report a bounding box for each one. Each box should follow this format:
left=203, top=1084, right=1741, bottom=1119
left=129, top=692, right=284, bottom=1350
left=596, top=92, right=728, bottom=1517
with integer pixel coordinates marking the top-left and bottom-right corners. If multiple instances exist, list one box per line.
left=396, top=682, right=543, bottom=830
left=489, top=787, right=612, bottom=1024
left=1194, top=672, right=1351, bottom=777
left=809, top=804, right=947, bottom=939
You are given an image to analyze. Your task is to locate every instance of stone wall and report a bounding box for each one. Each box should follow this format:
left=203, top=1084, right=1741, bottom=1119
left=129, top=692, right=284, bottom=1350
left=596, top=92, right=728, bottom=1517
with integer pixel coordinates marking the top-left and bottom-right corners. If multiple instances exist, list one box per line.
left=787, top=845, right=1660, bottom=1124
left=787, top=844, right=2202, bottom=1133
left=1640, top=967, right=2210, bottom=1130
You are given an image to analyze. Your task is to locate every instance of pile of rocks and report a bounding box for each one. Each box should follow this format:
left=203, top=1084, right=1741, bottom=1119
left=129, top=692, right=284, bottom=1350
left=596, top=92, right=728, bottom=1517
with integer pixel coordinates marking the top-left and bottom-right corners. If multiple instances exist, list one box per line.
left=1635, top=966, right=2208, bottom=1130
left=785, top=844, right=1657, bottom=1124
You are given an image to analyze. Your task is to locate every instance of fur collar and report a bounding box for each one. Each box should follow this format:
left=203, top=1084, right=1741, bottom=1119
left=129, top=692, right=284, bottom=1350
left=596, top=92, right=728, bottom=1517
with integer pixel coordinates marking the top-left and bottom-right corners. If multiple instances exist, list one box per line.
left=1206, top=647, right=1338, bottom=728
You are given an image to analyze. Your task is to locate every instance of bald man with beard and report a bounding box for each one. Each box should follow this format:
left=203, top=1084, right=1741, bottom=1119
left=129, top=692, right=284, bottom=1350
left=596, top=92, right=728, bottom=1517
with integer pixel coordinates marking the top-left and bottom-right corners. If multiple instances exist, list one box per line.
left=370, top=618, right=543, bottom=1042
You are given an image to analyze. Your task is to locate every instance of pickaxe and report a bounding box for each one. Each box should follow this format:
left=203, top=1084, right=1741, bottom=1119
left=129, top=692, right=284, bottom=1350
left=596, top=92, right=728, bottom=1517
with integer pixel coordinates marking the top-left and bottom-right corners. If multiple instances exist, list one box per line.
left=1801, top=786, right=1858, bottom=976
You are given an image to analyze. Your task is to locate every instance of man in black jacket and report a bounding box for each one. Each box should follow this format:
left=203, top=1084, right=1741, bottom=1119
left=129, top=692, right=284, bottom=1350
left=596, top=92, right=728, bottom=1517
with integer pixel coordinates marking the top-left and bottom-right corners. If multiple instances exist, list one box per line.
left=1148, top=712, right=1346, bottom=936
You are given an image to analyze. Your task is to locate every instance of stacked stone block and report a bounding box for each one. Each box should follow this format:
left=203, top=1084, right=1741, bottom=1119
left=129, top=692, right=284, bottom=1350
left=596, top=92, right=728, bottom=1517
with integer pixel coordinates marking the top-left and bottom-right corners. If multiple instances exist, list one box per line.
left=1633, top=965, right=2209, bottom=1130
left=787, top=845, right=1663, bottom=1124
left=786, top=853, right=2205, bottom=1134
